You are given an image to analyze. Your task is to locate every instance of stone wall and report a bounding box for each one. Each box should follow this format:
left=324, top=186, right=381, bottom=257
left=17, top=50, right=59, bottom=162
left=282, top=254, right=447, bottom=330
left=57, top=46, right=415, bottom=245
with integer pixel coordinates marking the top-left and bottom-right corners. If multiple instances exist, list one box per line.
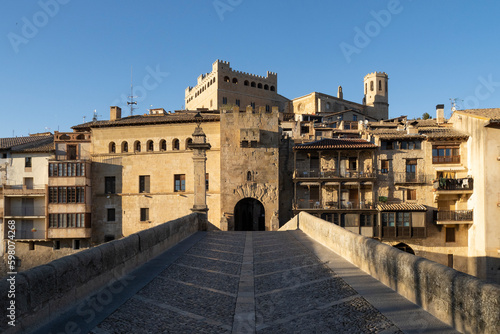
left=280, top=212, right=500, bottom=334
left=0, top=213, right=203, bottom=333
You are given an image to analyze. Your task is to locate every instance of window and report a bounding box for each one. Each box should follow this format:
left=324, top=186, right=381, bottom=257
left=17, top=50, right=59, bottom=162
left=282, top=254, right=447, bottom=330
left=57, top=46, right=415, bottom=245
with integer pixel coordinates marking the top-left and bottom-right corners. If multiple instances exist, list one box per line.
left=224, top=76, right=230, bottom=82
left=251, top=81, right=256, bottom=87
left=264, top=84, right=269, bottom=90
left=257, top=83, right=263, bottom=89
left=432, top=145, right=460, bottom=164
left=73, top=240, right=80, bottom=250
left=396, top=212, right=411, bottom=227
left=447, top=254, right=454, bottom=268
left=270, top=86, right=275, bottom=92
left=379, top=80, right=382, bottom=91
left=236, top=99, right=240, bottom=107
left=360, top=214, right=372, bottom=226
left=247, top=171, right=252, bottom=181
left=67, top=145, right=77, bottom=160
left=381, top=160, right=389, bottom=173
left=48, top=187, right=85, bottom=203
left=251, top=102, right=255, bottom=109
left=401, top=141, right=408, bottom=150
left=232, top=78, right=238, bottom=84
left=105, top=177, right=116, bottom=194
left=174, top=174, right=185, bottom=192
left=172, top=139, right=179, bottom=150
left=406, top=159, right=417, bottom=181
left=222, top=97, right=227, bottom=105
left=1, top=153, right=7, bottom=159
left=348, top=157, right=357, bottom=171
left=206, top=173, right=209, bottom=191
left=140, top=208, right=149, bottom=221
left=244, top=80, right=249, bottom=86
left=139, top=175, right=150, bottom=193
left=265, top=105, right=270, bottom=112
left=381, top=212, right=395, bottom=227
left=53, top=240, right=60, bottom=250
left=185, top=138, right=192, bottom=149
left=353, top=115, right=357, bottom=121
left=134, top=141, right=141, bottom=152
left=122, top=142, right=128, bottom=153
left=109, top=142, right=116, bottom=153
left=29, top=241, right=35, bottom=251
left=25, top=157, right=32, bottom=168
left=370, top=81, right=374, bottom=91
left=107, top=208, right=115, bottom=222
left=445, top=227, right=455, bottom=242
left=381, top=141, right=387, bottom=150
left=407, top=189, right=417, bottom=201
left=147, top=140, right=154, bottom=152
left=160, top=140, right=166, bottom=151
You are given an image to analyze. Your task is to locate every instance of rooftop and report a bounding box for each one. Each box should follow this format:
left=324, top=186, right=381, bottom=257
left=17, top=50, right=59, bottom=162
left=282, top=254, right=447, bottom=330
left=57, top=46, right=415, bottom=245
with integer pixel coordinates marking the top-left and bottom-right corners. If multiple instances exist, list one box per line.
left=294, top=138, right=377, bottom=150
left=0, top=134, right=54, bottom=152
left=456, top=108, right=500, bottom=121
left=72, top=111, right=220, bottom=130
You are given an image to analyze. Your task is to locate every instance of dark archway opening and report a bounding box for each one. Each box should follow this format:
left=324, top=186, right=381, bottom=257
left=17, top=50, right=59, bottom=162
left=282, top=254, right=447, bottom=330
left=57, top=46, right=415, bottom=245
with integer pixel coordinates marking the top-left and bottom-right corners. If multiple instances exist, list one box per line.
left=393, top=242, right=415, bottom=255
left=234, top=198, right=265, bottom=231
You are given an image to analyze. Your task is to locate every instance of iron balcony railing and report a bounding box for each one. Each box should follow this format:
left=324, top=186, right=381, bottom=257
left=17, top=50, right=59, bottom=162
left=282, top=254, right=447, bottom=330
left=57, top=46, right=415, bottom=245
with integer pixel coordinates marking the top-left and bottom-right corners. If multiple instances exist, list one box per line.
left=434, top=210, right=473, bottom=222
left=294, top=169, right=376, bottom=179
left=433, top=177, right=473, bottom=190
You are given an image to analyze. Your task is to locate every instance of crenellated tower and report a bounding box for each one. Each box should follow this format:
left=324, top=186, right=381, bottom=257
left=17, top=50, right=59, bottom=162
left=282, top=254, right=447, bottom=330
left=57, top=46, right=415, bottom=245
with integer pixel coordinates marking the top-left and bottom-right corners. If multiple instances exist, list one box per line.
left=363, top=72, right=389, bottom=120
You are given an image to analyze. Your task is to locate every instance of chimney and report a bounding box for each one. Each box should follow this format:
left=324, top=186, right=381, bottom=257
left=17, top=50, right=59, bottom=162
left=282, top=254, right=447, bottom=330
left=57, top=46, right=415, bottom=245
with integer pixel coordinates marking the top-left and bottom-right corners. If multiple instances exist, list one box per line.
left=337, top=86, right=343, bottom=99
left=436, top=104, right=445, bottom=124
left=110, top=106, right=121, bottom=121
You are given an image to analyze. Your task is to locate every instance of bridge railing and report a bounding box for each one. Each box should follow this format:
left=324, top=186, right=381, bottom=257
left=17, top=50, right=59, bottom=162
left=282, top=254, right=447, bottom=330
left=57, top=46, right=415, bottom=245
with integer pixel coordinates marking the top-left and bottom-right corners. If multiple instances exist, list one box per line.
left=280, top=212, right=500, bottom=334
left=0, top=212, right=205, bottom=334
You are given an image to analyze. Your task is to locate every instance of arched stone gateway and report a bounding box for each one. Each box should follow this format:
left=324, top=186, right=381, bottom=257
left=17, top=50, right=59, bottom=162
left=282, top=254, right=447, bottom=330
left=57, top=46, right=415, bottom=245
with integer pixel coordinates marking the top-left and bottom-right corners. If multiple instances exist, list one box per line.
left=393, top=242, right=415, bottom=255
left=234, top=198, right=265, bottom=231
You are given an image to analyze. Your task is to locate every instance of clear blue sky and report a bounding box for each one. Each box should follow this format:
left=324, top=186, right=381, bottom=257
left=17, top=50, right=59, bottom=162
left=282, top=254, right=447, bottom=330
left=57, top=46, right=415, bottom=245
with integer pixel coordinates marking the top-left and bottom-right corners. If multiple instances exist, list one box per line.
left=2, top=0, right=500, bottom=137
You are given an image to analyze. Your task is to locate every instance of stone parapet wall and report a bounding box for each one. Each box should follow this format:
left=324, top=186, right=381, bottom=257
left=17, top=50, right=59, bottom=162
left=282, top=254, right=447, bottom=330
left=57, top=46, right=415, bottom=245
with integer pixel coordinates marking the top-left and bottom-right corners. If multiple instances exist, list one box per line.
left=280, top=212, right=500, bottom=334
left=0, top=213, right=203, bottom=333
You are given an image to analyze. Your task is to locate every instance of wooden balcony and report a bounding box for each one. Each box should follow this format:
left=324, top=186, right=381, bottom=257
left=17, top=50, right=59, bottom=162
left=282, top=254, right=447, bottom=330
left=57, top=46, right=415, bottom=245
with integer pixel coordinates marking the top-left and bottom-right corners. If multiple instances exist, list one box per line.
left=294, top=169, right=376, bottom=180
left=432, top=155, right=460, bottom=164
left=3, top=185, right=46, bottom=196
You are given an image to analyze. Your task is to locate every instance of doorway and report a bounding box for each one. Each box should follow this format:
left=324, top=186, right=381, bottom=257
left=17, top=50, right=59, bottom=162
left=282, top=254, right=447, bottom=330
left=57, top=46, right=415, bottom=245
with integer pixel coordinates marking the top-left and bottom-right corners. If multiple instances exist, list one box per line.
left=234, top=198, right=265, bottom=231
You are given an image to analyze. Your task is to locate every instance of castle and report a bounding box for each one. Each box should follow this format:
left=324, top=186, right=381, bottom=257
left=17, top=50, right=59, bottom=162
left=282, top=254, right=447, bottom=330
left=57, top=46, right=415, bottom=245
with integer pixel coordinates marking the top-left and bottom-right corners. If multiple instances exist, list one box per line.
left=1, top=60, right=499, bottom=284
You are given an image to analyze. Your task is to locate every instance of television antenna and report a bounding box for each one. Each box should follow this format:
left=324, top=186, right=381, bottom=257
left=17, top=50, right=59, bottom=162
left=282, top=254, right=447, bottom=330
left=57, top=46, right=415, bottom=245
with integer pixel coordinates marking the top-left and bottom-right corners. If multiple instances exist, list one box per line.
left=449, top=98, right=463, bottom=113
left=92, top=109, right=101, bottom=122
left=127, top=66, right=138, bottom=116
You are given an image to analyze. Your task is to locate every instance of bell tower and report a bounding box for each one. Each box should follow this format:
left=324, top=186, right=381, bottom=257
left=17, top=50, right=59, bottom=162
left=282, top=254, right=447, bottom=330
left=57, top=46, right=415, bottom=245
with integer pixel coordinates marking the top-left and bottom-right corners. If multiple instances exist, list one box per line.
left=363, top=72, right=389, bottom=120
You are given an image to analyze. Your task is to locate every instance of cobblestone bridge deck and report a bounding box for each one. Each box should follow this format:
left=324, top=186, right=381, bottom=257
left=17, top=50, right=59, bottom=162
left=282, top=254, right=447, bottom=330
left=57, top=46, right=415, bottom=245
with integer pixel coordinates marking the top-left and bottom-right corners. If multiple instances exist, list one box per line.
left=37, top=231, right=457, bottom=334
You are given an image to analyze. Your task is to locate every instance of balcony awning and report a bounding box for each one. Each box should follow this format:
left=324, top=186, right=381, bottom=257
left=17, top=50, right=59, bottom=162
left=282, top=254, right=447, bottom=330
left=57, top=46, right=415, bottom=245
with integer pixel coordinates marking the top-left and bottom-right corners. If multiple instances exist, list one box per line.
left=343, top=182, right=359, bottom=186
left=433, top=166, right=466, bottom=171
left=299, top=182, right=320, bottom=186
left=324, top=182, right=340, bottom=186
left=377, top=203, right=427, bottom=211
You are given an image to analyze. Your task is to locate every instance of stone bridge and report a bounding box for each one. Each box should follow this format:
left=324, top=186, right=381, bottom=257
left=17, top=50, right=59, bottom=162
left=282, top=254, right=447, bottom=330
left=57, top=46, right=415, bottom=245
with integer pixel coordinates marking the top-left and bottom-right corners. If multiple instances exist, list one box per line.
left=1, top=213, right=499, bottom=334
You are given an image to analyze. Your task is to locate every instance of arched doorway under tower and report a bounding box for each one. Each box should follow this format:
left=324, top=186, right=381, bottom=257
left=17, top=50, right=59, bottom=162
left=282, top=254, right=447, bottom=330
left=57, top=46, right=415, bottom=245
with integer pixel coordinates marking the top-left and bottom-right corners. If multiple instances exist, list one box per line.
left=234, top=198, right=265, bottom=231
left=393, top=242, right=415, bottom=255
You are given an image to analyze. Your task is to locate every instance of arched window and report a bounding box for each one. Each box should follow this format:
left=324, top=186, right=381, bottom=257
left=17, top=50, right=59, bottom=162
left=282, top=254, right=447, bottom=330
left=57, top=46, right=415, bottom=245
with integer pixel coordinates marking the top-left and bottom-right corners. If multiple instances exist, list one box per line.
left=109, top=142, right=116, bottom=153
left=172, top=139, right=179, bottom=150
left=160, top=139, right=166, bottom=151
left=247, top=171, right=252, bottom=181
left=213, top=77, right=216, bottom=83
left=76, top=134, right=85, bottom=140
left=251, top=82, right=256, bottom=87
left=224, top=76, right=230, bottom=82
left=122, top=142, right=128, bottom=153
left=185, top=138, right=192, bottom=149
left=257, top=83, right=263, bottom=89
left=379, top=80, right=382, bottom=91
left=365, top=83, right=367, bottom=94
left=370, top=81, right=374, bottom=91
left=385, top=81, right=388, bottom=92
left=232, top=78, right=238, bottom=84
left=147, top=140, right=154, bottom=152
left=134, top=141, right=141, bottom=152
left=264, top=84, right=269, bottom=90
left=270, top=85, right=275, bottom=92
left=244, top=80, right=249, bottom=86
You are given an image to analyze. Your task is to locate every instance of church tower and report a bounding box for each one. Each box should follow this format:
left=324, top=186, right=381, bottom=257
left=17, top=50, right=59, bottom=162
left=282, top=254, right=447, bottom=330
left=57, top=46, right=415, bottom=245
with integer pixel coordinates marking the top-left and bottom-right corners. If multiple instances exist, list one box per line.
left=363, top=72, right=389, bottom=120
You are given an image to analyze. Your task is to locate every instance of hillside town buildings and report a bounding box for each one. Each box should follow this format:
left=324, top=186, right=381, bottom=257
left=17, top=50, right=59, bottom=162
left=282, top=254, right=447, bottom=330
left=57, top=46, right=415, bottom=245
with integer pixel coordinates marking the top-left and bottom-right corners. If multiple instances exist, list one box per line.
left=1, top=60, right=499, bottom=284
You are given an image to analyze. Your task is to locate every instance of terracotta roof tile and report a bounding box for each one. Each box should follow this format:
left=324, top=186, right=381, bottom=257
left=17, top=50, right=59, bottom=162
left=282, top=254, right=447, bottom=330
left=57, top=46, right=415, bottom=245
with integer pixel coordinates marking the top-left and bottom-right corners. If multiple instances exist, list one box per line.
left=0, top=135, right=53, bottom=150
left=418, top=127, right=469, bottom=140
left=72, top=112, right=220, bottom=130
left=377, top=203, right=427, bottom=211
left=457, top=108, right=500, bottom=121
left=294, top=138, right=377, bottom=150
